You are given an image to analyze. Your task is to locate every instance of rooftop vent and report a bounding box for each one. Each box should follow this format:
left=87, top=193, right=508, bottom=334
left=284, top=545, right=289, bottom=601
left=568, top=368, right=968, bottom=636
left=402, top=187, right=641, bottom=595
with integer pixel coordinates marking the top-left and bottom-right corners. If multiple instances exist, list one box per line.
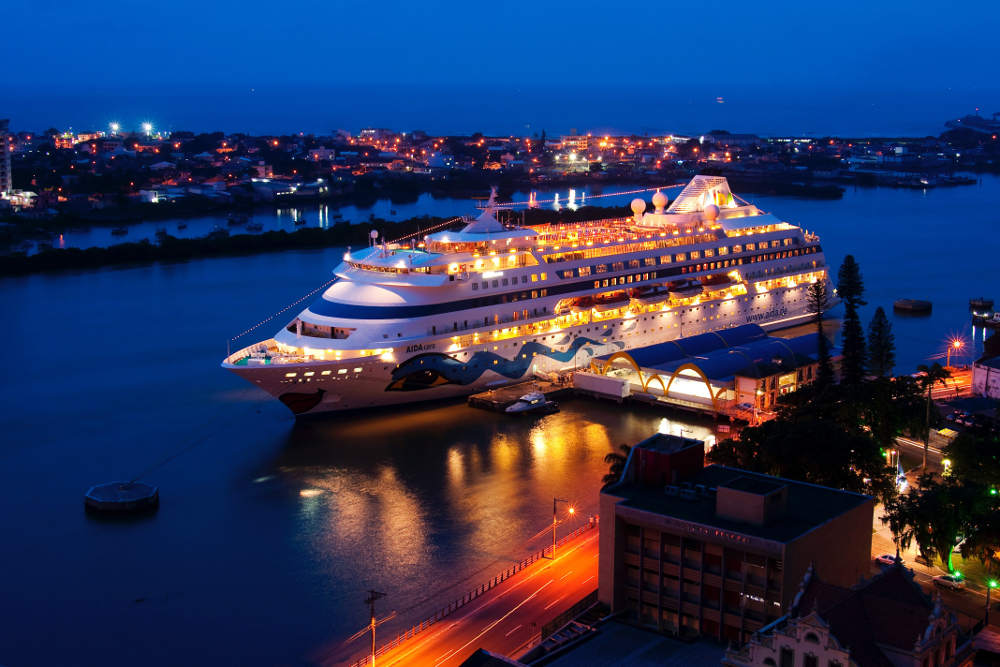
left=680, top=489, right=697, bottom=500
left=665, top=485, right=679, bottom=497
left=681, top=482, right=693, bottom=491
left=695, top=484, right=707, bottom=495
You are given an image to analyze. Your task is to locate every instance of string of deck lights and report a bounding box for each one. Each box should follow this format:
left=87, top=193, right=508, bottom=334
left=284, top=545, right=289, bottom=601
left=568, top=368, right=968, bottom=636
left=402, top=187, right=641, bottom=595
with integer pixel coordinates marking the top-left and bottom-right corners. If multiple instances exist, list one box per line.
left=229, top=278, right=338, bottom=342
left=489, top=184, right=685, bottom=209
left=389, top=216, right=463, bottom=244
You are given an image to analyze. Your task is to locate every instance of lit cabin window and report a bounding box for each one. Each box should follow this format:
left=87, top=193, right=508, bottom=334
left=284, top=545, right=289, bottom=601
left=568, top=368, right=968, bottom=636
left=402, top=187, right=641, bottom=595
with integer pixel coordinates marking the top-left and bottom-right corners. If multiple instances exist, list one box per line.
left=321, top=371, right=332, bottom=375
left=285, top=373, right=297, bottom=377
left=353, top=368, right=362, bottom=372
left=304, top=372, right=315, bottom=376
left=338, top=369, right=347, bottom=374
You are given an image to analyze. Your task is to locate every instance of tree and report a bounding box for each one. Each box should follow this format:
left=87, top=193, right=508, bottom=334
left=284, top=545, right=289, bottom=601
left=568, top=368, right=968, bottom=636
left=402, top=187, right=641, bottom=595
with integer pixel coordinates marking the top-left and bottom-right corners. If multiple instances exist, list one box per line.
left=806, top=281, right=834, bottom=387
left=867, top=306, right=896, bottom=378
left=708, top=419, right=895, bottom=505
left=943, top=431, right=1000, bottom=490
left=916, top=362, right=952, bottom=467
left=602, top=444, right=632, bottom=490
left=837, top=255, right=867, bottom=386
left=881, top=472, right=977, bottom=572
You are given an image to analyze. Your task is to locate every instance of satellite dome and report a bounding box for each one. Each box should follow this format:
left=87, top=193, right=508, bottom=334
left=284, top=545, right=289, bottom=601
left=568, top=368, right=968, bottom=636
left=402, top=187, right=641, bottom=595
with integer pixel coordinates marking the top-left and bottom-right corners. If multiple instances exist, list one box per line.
left=630, top=198, right=646, bottom=214
left=704, top=204, right=720, bottom=220
left=652, top=190, right=668, bottom=212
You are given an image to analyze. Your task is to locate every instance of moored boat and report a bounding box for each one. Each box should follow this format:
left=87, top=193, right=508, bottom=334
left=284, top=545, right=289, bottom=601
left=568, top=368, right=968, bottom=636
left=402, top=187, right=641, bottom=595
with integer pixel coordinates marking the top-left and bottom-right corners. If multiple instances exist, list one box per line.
left=505, top=391, right=559, bottom=415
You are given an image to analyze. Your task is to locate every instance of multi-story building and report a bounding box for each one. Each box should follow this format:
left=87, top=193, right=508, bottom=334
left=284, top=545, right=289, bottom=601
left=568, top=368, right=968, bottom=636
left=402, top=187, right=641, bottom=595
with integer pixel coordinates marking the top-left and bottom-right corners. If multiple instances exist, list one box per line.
left=724, top=562, right=976, bottom=667
left=599, top=433, right=875, bottom=647
left=0, top=119, right=11, bottom=195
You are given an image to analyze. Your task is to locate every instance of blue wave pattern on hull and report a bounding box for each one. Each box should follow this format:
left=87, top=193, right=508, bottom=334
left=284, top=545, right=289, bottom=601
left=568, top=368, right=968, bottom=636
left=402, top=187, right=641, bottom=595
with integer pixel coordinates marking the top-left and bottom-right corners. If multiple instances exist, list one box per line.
left=385, top=337, right=610, bottom=391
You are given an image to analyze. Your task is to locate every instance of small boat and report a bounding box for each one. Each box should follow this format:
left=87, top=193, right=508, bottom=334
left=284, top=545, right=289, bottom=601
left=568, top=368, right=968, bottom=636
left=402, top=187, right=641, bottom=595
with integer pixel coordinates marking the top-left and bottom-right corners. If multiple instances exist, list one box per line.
left=177, top=222, right=188, bottom=230
left=594, top=292, right=630, bottom=313
left=332, top=212, right=343, bottom=219
left=227, top=214, right=247, bottom=225
left=155, top=228, right=168, bottom=237
left=668, top=279, right=704, bottom=299
left=390, top=210, right=397, bottom=216
left=111, top=227, right=128, bottom=236
left=631, top=286, right=671, bottom=307
left=972, top=311, right=1000, bottom=328
left=505, top=391, right=559, bottom=415
left=294, top=217, right=307, bottom=226
left=247, top=222, right=263, bottom=232
left=971, top=297, right=994, bottom=310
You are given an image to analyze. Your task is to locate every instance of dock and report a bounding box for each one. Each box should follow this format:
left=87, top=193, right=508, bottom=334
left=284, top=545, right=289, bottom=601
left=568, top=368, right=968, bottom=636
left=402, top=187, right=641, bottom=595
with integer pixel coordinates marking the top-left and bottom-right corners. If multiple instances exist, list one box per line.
left=468, top=379, right=572, bottom=412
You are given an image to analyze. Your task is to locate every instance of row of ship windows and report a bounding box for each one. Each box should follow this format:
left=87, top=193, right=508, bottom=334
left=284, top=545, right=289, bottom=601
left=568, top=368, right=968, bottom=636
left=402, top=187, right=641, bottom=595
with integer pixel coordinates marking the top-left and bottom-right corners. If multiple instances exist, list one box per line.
left=544, top=237, right=797, bottom=266
left=558, top=246, right=818, bottom=280
left=472, top=273, right=548, bottom=290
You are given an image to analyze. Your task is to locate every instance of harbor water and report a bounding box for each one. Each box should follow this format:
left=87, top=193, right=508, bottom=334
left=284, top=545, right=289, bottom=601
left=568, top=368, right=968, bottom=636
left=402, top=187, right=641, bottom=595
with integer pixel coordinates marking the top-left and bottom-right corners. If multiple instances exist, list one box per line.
left=1, top=176, right=998, bottom=666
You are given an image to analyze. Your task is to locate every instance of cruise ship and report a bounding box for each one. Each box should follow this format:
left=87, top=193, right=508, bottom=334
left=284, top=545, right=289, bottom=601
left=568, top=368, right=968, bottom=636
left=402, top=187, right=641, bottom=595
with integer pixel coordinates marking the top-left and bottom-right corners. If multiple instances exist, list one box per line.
left=222, top=175, right=835, bottom=416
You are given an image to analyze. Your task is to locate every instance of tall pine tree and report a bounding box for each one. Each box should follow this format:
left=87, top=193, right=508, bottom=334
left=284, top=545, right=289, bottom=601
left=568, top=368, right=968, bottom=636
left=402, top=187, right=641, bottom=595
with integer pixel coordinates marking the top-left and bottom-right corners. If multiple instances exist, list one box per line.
left=867, top=306, right=896, bottom=378
left=807, top=280, right=835, bottom=387
left=837, top=255, right=867, bottom=386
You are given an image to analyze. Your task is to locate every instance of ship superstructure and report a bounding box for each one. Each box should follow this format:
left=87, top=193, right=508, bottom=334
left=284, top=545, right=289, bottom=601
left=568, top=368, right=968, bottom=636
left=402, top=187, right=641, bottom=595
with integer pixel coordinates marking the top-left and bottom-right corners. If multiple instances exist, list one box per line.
left=223, top=176, right=834, bottom=415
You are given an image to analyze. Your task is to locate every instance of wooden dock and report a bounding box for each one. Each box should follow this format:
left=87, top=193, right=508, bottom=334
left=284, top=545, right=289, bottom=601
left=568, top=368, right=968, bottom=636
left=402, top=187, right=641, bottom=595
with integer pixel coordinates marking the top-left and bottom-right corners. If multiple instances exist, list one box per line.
left=468, top=380, right=573, bottom=413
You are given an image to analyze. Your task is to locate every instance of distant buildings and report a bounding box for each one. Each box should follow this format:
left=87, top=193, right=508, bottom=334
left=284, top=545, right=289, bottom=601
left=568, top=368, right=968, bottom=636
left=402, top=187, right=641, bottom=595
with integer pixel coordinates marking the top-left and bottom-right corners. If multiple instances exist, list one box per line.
left=973, top=354, right=1000, bottom=399
left=0, top=119, right=11, bottom=195
left=599, top=433, right=875, bottom=646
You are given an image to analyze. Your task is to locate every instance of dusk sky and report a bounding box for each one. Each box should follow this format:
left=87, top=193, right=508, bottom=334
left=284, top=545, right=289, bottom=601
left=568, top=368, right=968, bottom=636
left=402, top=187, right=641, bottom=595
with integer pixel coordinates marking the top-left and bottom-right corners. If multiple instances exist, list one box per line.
left=9, top=0, right=997, bottom=88
left=5, top=0, right=998, bottom=136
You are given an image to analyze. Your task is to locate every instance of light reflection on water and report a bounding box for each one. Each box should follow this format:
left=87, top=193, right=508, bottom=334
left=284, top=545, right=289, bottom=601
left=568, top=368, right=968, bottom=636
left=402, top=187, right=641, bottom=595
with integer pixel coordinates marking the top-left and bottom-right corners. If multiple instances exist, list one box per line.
left=2, top=175, right=998, bottom=666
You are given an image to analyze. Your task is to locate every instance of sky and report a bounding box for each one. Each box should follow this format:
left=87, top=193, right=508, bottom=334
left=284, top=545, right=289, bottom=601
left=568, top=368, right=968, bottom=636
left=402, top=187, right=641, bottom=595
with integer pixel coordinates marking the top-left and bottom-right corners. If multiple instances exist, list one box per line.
left=3, top=0, right=998, bottom=136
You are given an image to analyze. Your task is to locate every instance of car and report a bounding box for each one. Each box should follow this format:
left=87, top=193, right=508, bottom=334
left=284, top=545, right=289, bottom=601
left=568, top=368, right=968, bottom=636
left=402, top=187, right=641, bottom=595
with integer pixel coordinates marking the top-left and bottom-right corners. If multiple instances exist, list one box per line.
left=946, top=413, right=958, bottom=422
left=875, top=554, right=901, bottom=566
left=933, top=574, right=965, bottom=590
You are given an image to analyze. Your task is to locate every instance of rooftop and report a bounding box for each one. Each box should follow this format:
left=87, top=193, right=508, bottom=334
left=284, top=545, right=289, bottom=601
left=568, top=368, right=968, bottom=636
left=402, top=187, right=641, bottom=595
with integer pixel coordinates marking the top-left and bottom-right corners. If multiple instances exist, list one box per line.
left=608, top=465, right=872, bottom=544
left=720, top=476, right=784, bottom=496
left=539, top=619, right=724, bottom=667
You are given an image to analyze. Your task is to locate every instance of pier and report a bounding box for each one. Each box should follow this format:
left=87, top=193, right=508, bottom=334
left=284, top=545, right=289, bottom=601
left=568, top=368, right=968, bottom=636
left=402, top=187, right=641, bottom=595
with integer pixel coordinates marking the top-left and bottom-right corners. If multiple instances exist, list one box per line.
left=468, top=379, right=572, bottom=412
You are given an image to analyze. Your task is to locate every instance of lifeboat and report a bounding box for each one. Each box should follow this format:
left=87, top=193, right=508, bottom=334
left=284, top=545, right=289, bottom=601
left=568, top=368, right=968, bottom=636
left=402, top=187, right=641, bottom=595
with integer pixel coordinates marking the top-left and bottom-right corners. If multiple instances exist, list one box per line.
left=668, top=280, right=704, bottom=299
left=593, top=292, right=630, bottom=313
left=570, top=296, right=595, bottom=313
left=630, top=286, right=671, bottom=307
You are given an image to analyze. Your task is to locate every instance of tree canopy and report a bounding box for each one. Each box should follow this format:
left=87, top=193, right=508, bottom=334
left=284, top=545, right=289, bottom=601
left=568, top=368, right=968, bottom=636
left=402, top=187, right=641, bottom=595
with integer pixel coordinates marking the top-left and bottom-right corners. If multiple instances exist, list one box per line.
left=867, top=306, right=896, bottom=377
left=837, top=256, right=867, bottom=386
left=708, top=419, right=896, bottom=505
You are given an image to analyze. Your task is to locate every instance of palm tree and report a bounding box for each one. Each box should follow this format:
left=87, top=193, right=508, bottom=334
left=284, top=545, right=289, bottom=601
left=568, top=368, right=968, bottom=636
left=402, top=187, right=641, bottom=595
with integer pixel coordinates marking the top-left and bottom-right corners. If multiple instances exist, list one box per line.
left=916, top=363, right=952, bottom=468
left=602, top=444, right=633, bottom=490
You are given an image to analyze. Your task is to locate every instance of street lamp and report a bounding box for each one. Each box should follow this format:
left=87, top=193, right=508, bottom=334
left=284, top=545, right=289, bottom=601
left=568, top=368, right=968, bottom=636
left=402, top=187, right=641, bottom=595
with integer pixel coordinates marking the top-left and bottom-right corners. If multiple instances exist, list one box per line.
left=551, top=498, right=575, bottom=560
left=987, top=579, right=998, bottom=625
left=946, top=339, right=964, bottom=369
left=142, top=122, right=153, bottom=138
left=109, top=122, right=120, bottom=135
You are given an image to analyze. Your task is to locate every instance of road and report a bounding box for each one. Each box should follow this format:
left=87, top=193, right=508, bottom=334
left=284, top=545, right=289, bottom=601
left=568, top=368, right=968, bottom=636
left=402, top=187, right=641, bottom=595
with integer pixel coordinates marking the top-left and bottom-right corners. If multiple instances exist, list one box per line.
left=364, top=528, right=600, bottom=667
left=872, top=510, right=998, bottom=633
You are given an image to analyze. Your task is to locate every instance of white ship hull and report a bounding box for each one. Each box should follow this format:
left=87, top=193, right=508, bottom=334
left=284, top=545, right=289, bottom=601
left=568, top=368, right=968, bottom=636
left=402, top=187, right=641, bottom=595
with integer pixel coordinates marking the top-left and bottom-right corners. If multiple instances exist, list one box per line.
left=227, top=289, right=823, bottom=415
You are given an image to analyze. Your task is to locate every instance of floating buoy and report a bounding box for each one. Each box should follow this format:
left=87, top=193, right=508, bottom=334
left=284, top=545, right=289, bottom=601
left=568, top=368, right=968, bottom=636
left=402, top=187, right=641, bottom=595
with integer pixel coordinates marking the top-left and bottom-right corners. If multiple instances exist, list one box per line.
left=893, top=299, right=932, bottom=314
left=85, top=482, right=159, bottom=513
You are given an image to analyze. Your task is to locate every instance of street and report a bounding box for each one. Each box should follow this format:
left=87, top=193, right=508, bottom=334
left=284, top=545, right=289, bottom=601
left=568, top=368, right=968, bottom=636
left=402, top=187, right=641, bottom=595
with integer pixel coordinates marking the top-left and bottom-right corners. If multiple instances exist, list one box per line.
left=343, top=529, right=600, bottom=667
left=872, top=509, right=998, bottom=632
